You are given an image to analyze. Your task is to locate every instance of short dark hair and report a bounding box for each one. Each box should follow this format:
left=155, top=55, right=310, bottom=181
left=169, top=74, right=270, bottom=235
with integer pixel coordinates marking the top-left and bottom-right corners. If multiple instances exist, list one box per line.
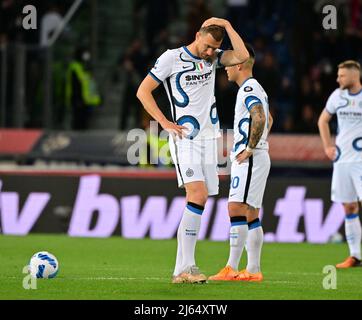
left=244, top=43, right=255, bottom=60
left=199, top=25, right=225, bottom=42
left=228, top=43, right=255, bottom=61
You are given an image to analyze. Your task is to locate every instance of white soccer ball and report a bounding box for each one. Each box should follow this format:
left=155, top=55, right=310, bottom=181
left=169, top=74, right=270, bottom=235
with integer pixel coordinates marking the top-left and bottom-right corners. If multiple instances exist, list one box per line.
left=29, top=251, right=59, bottom=279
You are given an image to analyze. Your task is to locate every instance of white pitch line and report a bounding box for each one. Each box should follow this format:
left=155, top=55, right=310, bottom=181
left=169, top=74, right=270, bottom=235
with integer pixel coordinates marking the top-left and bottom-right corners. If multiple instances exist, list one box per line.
left=267, top=281, right=299, bottom=284
left=3, top=275, right=300, bottom=285
left=4, top=272, right=320, bottom=281
left=270, top=272, right=322, bottom=276
left=2, top=276, right=168, bottom=281
left=65, top=277, right=300, bottom=284
left=64, top=277, right=170, bottom=281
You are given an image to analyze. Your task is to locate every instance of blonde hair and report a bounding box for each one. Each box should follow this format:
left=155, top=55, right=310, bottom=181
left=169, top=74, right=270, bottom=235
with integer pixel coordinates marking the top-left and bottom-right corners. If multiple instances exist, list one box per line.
left=243, top=57, right=255, bottom=69
left=338, top=60, right=361, bottom=71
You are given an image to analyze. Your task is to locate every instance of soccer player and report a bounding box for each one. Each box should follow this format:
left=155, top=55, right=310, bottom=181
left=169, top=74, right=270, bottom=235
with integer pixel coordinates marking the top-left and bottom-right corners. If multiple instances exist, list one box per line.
left=209, top=44, right=272, bottom=282
left=136, top=17, right=249, bottom=283
left=318, top=60, right=362, bottom=268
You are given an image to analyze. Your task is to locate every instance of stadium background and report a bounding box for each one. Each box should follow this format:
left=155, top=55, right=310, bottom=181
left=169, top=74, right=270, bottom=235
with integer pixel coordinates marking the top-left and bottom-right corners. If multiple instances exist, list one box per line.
left=0, top=0, right=362, bottom=301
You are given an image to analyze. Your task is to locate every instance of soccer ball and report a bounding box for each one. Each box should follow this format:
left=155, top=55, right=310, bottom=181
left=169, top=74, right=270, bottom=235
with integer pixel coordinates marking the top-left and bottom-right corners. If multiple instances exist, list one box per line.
left=29, top=251, right=59, bottom=279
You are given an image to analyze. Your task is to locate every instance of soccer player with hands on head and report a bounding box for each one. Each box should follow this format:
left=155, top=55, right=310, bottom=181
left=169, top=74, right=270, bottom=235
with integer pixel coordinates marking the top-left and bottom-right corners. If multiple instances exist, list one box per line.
left=137, top=17, right=249, bottom=283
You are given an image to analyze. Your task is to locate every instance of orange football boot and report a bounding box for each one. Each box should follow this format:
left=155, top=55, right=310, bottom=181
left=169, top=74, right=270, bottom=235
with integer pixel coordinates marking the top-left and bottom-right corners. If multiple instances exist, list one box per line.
left=208, top=266, right=239, bottom=281
left=234, top=269, right=263, bottom=282
left=336, top=256, right=362, bottom=269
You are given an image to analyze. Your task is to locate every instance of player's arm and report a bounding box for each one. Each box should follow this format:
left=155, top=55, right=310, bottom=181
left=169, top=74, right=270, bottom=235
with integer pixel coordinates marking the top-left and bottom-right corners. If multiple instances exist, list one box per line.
left=202, top=17, right=249, bottom=66
left=248, top=104, right=266, bottom=149
left=317, top=109, right=336, bottom=160
left=268, top=113, right=273, bottom=133
left=236, top=104, right=266, bottom=163
left=136, top=75, right=185, bottom=138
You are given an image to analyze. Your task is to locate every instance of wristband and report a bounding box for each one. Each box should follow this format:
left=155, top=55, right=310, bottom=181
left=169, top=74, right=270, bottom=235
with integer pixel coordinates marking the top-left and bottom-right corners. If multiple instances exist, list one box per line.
left=246, top=146, right=254, bottom=153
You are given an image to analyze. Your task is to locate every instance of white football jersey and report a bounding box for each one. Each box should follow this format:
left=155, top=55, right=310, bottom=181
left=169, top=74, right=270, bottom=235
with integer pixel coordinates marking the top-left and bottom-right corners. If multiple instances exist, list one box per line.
left=230, top=78, right=270, bottom=161
left=325, top=88, right=362, bottom=163
left=149, top=46, right=224, bottom=140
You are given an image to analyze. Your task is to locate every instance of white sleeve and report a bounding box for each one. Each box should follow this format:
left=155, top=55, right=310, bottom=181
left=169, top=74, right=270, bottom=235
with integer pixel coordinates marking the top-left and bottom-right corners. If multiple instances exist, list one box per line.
left=243, top=85, right=264, bottom=111
left=325, top=90, right=338, bottom=114
left=149, top=50, right=174, bottom=83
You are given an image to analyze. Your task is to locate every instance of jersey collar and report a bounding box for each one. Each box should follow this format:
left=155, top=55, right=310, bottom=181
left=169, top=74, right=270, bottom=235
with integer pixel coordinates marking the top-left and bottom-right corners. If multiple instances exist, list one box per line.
left=182, top=46, right=201, bottom=60
left=347, top=88, right=362, bottom=96
left=240, top=76, right=255, bottom=87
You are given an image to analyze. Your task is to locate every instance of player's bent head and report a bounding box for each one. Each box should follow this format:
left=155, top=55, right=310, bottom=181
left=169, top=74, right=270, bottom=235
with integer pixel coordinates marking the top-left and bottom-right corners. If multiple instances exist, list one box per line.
left=198, top=25, right=225, bottom=42
left=224, top=43, right=256, bottom=82
left=196, top=25, right=225, bottom=60
left=337, top=60, right=361, bottom=87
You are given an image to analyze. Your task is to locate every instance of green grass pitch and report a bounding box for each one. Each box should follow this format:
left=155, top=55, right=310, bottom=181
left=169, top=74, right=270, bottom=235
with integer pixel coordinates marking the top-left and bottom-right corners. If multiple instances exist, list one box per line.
left=1, top=234, right=361, bottom=300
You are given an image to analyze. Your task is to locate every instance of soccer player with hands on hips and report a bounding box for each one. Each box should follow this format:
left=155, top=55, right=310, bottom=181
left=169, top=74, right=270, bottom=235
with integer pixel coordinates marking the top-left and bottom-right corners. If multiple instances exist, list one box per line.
left=318, top=60, right=362, bottom=268
left=209, top=44, right=273, bottom=282
left=137, top=17, right=249, bottom=283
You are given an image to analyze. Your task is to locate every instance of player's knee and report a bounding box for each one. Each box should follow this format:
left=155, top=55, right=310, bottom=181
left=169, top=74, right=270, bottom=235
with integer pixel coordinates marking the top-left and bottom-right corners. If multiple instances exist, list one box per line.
left=343, top=202, right=359, bottom=214
left=187, top=190, right=208, bottom=206
left=228, top=202, right=248, bottom=218
left=195, top=193, right=208, bottom=206
left=247, top=208, right=259, bottom=222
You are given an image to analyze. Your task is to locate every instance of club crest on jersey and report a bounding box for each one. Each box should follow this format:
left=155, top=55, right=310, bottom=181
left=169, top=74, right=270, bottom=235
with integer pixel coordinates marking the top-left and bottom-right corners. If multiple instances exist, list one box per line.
left=186, top=168, right=194, bottom=177
left=244, top=86, right=253, bottom=92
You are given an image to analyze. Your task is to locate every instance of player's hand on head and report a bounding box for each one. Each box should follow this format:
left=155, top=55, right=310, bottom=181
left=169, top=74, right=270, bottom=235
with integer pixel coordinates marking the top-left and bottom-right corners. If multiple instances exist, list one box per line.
left=201, top=17, right=230, bottom=29
left=325, top=146, right=337, bottom=161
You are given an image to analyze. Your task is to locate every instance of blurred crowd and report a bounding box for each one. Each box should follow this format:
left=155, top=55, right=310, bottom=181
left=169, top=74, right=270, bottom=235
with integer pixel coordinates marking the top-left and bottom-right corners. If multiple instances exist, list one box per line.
left=0, top=0, right=74, bottom=128
left=120, top=0, right=362, bottom=133
left=0, top=0, right=101, bottom=129
left=1, top=0, right=362, bottom=133
left=0, top=0, right=73, bottom=46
